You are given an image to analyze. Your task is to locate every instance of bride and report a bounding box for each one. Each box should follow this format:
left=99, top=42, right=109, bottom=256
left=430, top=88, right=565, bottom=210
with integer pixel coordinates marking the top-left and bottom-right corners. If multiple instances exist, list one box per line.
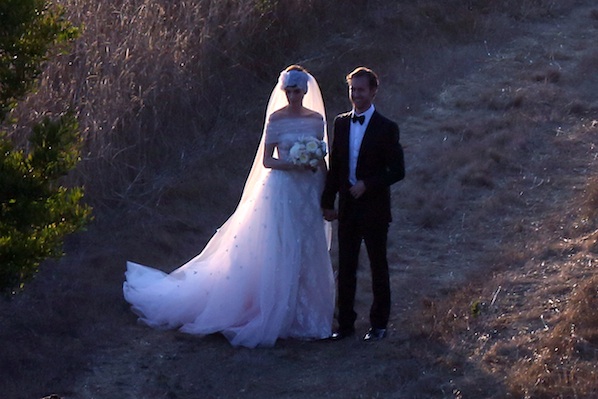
left=123, top=65, right=335, bottom=348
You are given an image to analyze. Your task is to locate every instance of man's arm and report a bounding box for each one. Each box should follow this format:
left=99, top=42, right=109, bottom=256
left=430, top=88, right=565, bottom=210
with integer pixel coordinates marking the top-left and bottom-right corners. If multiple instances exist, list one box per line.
left=362, top=121, right=405, bottom=191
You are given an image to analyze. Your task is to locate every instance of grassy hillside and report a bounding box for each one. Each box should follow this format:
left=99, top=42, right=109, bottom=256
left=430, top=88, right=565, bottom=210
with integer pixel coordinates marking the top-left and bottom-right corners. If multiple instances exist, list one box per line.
left=1, top=0, right=597, bottom=398
left=10, top=0, right=574, bottom=210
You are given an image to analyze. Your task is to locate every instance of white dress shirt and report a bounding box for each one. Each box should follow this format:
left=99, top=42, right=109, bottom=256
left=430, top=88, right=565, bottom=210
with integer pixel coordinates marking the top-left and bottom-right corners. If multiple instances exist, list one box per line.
left=349, top=105, right=375, bottom=185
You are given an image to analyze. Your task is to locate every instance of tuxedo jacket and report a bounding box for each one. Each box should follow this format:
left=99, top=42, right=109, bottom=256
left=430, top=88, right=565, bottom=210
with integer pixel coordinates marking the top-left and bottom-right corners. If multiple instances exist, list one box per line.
left=321, top=110, right=405, bottom=224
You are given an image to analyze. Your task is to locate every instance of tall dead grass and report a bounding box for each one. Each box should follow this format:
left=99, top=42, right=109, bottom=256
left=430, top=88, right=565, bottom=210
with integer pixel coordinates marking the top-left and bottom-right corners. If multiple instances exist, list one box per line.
left=7, top=0, right=572, bottom=212
left=10, top=0, right=337, bottom=209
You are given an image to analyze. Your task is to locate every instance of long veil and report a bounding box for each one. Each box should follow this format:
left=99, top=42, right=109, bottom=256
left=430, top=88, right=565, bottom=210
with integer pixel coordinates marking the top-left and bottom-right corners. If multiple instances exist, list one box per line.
left=236, top=71, right=331, bottom=247
left=239, top=71, right=328, bottom=205
left=124, top=70, right=334, bottom=344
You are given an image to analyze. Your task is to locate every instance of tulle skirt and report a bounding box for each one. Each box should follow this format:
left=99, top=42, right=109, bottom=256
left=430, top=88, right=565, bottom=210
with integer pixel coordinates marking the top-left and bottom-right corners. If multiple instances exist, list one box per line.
left=123, top=168, right=335, bottom=348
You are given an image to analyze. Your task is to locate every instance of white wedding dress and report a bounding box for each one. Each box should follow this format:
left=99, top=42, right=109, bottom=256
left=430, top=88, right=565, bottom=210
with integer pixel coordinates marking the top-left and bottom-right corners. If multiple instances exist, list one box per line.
left=123, top=112, right=335, bottom=348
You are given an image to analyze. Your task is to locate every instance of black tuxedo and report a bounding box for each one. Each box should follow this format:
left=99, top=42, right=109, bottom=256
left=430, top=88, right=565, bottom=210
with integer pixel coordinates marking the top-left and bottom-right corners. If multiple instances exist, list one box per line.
left=321, top=110, right=404, bottom=330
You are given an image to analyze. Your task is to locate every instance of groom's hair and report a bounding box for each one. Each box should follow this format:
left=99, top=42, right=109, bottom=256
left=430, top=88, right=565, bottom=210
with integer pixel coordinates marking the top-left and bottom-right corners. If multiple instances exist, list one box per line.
left=346, top=67, right=379, bottom=90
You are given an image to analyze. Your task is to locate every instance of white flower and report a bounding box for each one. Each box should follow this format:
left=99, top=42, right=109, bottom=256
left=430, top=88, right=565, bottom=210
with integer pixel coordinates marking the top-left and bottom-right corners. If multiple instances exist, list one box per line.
left=305, top=140, right=318, bottom=152
left=299, top=153, right=309, bottom=164
left=288, top=136, right=327, bottom=170
left=289, top=144, right=304, bottom=159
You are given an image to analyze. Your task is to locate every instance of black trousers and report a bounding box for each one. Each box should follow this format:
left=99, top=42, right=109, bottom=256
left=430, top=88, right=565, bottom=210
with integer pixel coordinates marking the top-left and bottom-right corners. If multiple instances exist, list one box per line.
left=337, top=199, right=391, bottom=330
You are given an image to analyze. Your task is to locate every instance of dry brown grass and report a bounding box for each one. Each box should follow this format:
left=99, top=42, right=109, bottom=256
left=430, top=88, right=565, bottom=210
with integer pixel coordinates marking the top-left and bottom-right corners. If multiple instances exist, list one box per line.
left=394, top=2, right=598, bottom=396
left=413, top=255, right=598, bottom=397
left=7, top=0, right=571, bottom=210
left=410, top=142, right=598, bottom=397
left=10, top=0, right=338, bottom=210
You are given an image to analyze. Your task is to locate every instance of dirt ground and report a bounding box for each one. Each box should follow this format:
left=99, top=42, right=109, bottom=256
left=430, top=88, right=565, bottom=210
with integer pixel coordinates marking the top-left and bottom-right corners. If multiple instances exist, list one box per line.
left=2, top=1, right=598, bottom=398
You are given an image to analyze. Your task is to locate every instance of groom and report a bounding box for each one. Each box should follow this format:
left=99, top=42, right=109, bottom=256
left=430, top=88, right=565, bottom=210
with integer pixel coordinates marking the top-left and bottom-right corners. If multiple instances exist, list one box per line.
left=322, top=66, right=405, bottom=342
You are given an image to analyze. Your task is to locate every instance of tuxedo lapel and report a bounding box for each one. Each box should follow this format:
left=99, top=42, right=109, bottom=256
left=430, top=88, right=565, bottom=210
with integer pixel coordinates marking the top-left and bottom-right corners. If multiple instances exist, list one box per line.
left=356, top=111, right=380, bottom=167
left=338, top=113, right=352, bottom=157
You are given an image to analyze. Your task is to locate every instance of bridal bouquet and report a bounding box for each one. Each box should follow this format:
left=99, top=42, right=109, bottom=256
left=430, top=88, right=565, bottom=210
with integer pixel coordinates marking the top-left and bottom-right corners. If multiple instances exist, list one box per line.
left=289, top=136, right=327, bottom=170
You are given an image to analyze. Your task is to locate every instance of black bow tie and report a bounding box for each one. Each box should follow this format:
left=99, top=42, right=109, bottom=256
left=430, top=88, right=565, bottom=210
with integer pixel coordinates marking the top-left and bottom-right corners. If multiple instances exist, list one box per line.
left=351, top=114, right=365, bottom=125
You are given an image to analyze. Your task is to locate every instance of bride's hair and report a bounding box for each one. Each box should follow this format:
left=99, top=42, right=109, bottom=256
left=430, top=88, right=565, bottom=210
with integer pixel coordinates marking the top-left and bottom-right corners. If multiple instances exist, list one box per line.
left=285, top=64, right=307, bottom=72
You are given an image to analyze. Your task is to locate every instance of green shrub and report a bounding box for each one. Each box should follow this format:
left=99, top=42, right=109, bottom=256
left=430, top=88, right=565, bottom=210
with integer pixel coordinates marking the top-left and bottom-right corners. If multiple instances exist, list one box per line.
left=0, top=0, right=90, bottom=293
left=0, top=115, right=92, bottom=293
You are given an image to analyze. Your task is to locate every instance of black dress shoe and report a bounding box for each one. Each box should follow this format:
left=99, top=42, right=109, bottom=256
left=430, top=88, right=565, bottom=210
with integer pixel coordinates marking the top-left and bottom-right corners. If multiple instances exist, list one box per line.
left=363, top=328, right=386, bottom=342
left=329, top=328, right=355, bottom=341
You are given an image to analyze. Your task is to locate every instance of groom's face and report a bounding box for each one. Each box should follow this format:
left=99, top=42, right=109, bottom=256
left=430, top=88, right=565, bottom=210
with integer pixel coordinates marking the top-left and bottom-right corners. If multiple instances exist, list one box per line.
left=349, top=76, right=376, bottom=113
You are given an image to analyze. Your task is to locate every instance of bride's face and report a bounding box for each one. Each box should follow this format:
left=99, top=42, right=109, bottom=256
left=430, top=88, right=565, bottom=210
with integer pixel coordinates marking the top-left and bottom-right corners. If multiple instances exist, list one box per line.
left=285, top=86, right=305, bottom=107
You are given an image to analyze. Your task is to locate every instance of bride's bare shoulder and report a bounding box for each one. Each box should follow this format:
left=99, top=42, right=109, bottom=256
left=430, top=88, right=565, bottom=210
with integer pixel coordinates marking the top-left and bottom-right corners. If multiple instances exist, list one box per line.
left=269, top=107, right=290, bottom=122
left=303, top=108, right=323, bottom=120
left=268, top=107, right=323, bottom=122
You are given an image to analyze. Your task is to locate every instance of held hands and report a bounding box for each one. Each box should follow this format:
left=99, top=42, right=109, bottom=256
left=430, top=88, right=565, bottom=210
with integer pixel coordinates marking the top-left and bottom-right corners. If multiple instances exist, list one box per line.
left=322, top=208, right=338, bottom=221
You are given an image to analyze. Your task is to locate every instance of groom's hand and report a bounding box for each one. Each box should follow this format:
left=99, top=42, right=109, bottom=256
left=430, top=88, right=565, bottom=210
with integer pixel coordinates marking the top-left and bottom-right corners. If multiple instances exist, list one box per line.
left=350, top=180, right=366, bottom=199
left=323, top=208, right=337, bottom=221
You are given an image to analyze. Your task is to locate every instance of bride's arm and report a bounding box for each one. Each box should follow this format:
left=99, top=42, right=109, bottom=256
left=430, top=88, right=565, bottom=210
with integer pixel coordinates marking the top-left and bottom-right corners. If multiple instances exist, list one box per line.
left=263, top=142, right=299, bottom=170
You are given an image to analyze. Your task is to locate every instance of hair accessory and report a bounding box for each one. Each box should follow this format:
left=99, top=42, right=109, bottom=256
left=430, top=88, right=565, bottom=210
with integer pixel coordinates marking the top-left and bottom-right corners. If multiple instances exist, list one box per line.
left=279, top=70, right=309, bottom=93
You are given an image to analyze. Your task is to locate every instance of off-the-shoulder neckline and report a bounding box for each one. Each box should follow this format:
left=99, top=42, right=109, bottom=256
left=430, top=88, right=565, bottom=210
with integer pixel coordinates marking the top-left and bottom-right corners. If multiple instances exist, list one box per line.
left=269, top=113, right=323, bottom=122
